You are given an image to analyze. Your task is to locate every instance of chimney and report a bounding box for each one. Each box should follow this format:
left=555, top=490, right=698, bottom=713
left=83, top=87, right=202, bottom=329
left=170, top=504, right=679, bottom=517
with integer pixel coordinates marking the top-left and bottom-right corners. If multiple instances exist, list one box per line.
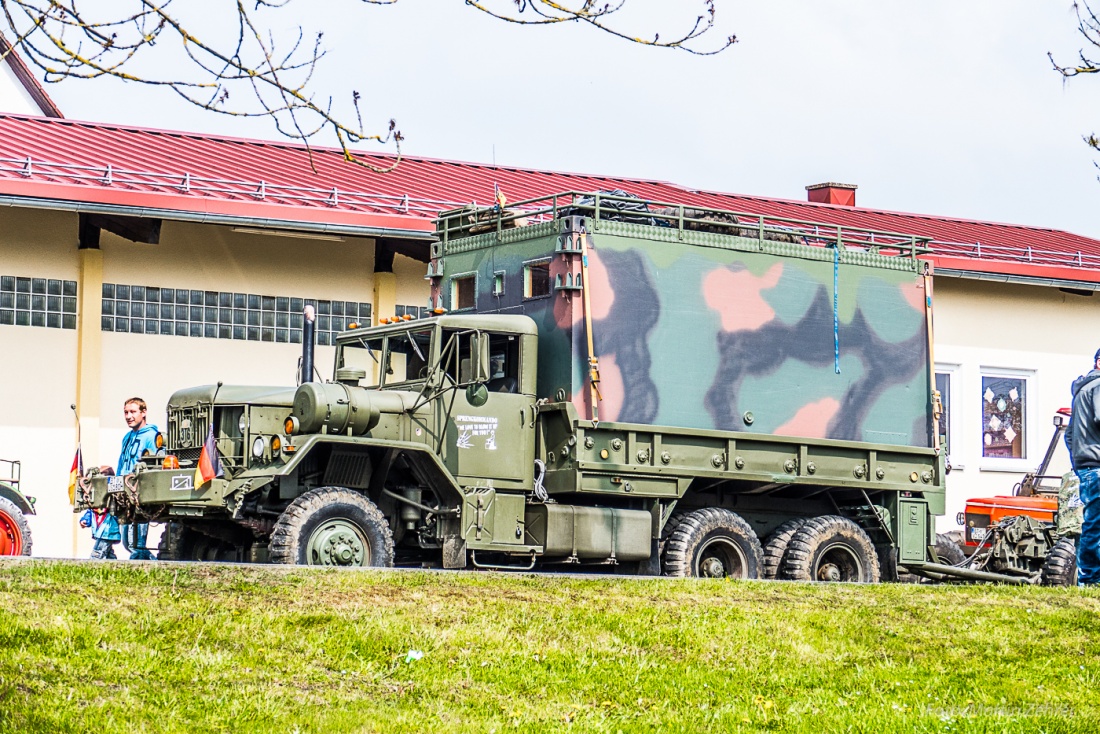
left=806, top=182, right=857, bottom=207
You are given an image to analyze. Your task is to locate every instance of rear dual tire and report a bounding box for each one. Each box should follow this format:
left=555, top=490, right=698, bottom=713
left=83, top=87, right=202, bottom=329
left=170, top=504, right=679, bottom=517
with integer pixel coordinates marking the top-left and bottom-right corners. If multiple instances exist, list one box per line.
left=780, top=515, right=880, bottom=583
left=662, top=508, right=763, bottom=579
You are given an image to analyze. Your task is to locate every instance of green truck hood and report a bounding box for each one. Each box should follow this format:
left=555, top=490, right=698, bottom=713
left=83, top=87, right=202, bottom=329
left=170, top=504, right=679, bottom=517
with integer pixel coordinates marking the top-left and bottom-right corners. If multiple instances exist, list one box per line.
left=168, top=384, right=298, bottom=408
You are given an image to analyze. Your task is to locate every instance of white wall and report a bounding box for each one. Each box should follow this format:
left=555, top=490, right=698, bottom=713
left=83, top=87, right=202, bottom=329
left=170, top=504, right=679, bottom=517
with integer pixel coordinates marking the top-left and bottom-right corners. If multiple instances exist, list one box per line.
left=933, top=276, right=1098, bottom=532
left=0, top=62, right=46, bottom=116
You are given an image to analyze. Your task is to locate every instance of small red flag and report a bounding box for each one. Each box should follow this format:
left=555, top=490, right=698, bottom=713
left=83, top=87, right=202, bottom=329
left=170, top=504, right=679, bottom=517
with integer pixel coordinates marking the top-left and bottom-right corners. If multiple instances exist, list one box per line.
left=193, top=426, right=223, bottom=487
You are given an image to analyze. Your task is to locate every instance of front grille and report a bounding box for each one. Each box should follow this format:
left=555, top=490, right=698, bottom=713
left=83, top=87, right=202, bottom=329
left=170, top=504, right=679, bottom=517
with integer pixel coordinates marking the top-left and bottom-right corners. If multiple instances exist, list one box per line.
left=175, top=447, right=202, bottom=464
left=168, top=406, right=209, bottom=452
left=323, top=449, right=373, bottom=488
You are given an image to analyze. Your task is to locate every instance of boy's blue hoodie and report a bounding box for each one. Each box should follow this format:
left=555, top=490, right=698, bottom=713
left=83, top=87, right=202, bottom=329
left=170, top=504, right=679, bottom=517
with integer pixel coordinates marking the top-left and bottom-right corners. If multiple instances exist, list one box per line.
left=117, top=424, right=159, bottom=475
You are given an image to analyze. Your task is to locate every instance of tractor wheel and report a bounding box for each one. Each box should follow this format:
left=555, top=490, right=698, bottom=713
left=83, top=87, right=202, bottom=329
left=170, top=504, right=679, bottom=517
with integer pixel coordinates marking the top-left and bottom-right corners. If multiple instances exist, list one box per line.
left=761, top=518, right=809, bottom=580
left=780, top=515, right=880, bottom=583
left=269, top=486, right=394, bottom=567
left=0, top=496, right=31, bottom=556
left=662, top=508, right=763, bottom=579
left=934, top=533, right=966, bottom=566
left=1041, top=538, right=1078, bottom=587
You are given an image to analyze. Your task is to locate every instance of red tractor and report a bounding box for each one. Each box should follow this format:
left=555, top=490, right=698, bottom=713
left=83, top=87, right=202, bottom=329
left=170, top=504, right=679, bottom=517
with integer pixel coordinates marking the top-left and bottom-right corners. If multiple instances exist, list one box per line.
left=960, top=409, right=1069, bottom=549
left=936, top=409, right=1079, bottom=586
left=0, top=459, right=34, bottom=556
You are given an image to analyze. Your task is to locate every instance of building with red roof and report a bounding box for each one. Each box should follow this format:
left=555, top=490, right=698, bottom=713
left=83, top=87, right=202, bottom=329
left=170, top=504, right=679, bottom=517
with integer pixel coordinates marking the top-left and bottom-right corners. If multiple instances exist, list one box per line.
left=0, top=112, right=1094, bottom=557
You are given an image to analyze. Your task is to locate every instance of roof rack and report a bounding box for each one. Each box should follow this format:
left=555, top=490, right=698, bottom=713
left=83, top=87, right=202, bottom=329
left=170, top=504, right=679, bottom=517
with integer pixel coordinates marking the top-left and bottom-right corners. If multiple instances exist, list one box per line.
left=435, top=191, right=933, bottom=258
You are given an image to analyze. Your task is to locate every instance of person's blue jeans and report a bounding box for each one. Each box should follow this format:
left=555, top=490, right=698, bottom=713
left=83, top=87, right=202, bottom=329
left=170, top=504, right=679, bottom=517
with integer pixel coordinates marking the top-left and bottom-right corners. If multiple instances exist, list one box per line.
left=121, top=522, right=155, bottom=561
left=91, top=538, right=117, bottom=560
left=1076, top=467, right=1100, bottom=585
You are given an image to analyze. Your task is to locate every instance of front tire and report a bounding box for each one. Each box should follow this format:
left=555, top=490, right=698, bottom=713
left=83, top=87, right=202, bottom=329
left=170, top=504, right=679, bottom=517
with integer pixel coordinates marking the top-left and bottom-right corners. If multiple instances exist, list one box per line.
left=780, top=515, right=880, bottom=583
left=662, top=508, right=763, bottom=579
left=157, top=522, right=194, bottom=561
left=1041, top=538, right=1078, bottom=587
left=0, top=496, right=31, bottom=556
left=270, top=486, right=394, bottom=567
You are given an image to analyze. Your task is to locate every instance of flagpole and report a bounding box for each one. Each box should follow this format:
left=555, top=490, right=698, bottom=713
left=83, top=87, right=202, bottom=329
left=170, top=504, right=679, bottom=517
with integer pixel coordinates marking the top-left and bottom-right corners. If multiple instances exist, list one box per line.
left=70, top=403, right=81, bottom=557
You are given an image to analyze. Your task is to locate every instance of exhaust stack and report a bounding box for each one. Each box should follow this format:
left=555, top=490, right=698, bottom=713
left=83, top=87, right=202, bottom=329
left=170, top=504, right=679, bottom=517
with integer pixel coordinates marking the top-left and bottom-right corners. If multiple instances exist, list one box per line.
left=300, top=305, right=316, bottom=384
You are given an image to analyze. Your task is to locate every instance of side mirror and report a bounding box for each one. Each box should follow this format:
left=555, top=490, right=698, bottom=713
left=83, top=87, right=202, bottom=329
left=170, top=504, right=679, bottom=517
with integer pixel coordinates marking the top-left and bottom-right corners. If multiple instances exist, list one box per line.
left=465, top=383, right=489, bottom=407
left=469, top=332, right=491, bottom=384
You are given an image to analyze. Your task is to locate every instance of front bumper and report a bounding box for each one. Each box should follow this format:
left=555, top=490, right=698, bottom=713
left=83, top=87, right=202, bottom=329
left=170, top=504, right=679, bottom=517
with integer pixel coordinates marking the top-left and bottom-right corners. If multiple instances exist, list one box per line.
left=76, top=469, right=232, bottom=518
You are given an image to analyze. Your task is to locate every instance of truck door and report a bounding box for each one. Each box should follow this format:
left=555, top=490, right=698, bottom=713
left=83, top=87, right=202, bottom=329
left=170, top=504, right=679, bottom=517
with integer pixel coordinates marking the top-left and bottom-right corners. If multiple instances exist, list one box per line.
left=442, top=330, right=534, bottom=488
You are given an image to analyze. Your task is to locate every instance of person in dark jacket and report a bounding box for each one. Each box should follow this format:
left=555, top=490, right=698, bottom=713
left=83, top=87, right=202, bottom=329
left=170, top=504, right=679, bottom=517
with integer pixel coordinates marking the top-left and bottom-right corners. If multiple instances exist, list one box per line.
left=1070, top=348, right=1100, bottom=585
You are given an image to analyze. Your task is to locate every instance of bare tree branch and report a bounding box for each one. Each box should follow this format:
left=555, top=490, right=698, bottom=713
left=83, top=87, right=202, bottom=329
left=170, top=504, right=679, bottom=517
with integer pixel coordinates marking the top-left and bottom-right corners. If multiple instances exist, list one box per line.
left=1051, top=1, right=1100, bottom=157
left=463, top=1, right=736, bottom=56
left=0, top=0, right=735, bottom=171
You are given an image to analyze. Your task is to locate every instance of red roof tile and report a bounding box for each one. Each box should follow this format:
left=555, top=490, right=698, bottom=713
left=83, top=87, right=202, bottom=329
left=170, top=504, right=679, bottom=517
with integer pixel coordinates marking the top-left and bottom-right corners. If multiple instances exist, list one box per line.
left=0, top=113, right=1097, bottom=283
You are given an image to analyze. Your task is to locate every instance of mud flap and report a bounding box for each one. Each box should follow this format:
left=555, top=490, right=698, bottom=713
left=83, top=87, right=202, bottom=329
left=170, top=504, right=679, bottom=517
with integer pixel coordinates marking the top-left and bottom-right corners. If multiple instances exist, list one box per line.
left=443, top=535, right=467, bottom=569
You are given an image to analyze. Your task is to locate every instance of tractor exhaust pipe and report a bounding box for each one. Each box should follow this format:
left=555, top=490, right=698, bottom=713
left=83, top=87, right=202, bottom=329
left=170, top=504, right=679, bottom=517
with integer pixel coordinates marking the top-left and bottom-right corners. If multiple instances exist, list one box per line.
left=300, top=305, right=316, bottom=384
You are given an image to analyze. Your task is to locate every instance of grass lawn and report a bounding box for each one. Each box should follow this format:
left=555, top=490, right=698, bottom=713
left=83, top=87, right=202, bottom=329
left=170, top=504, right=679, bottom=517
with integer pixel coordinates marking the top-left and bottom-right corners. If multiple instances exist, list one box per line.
left=1, top=560, right=1098, bottom=733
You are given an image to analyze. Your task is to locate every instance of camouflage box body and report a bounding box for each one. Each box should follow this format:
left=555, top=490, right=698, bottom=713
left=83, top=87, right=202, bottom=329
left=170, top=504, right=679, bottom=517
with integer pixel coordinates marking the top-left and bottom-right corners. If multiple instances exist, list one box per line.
left=431, top=209, right=933, bottom=448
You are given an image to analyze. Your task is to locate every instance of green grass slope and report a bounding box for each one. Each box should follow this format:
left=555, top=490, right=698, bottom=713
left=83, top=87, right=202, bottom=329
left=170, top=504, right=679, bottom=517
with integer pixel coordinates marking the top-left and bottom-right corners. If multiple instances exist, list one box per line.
left=1, top=561, right=1098, bottom=733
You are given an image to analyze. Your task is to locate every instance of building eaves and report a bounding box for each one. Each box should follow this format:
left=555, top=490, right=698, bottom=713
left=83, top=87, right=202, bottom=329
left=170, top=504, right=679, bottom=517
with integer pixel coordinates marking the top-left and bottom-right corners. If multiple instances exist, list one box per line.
left=0, top=114, right=1098, bottom=287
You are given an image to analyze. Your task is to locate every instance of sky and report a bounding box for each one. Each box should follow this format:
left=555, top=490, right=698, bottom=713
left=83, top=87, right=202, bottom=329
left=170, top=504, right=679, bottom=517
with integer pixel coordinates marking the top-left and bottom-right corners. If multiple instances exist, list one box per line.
left=36, top=1, right=1100, bottom=239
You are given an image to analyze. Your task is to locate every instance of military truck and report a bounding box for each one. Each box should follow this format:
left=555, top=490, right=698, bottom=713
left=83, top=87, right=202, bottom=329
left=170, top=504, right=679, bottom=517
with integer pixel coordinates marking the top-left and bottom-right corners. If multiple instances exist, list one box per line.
left=0, top=458, right=34, bottom=556
left=76, top=191, right=947, bottom=581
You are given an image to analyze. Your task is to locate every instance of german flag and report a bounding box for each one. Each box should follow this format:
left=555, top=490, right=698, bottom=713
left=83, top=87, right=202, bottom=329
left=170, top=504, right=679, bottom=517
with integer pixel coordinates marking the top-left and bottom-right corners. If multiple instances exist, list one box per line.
left=193, top=426, right=223, bottom=488
left=67, top=445, right=83, bottom=505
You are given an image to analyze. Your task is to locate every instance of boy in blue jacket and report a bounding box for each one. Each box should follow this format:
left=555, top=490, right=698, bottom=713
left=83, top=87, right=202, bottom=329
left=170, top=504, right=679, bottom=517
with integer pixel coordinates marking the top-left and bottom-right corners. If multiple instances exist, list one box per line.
left=79, top=507, right=120, bottom=559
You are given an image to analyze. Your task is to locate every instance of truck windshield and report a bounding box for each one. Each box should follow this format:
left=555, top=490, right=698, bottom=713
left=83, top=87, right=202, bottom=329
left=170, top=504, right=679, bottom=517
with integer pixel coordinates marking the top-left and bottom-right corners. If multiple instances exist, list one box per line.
left=337, top=336, right=384, bottom=388
left=383, top=329, right=433, bottom=385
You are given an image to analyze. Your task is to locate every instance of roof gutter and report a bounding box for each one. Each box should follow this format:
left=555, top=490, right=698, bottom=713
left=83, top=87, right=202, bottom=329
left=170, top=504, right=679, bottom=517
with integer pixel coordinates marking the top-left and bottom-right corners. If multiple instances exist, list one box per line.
left=0, top=193, right=438, bottom=241
left=935, top=267, right=1100, bottom=293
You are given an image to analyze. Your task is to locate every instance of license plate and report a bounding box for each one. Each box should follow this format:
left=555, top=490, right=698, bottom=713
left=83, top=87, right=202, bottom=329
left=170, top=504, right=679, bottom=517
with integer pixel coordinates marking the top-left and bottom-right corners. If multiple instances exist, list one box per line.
left=970, top=526, right=986, bottom=541
left=106, top=476, right=125, bottom=494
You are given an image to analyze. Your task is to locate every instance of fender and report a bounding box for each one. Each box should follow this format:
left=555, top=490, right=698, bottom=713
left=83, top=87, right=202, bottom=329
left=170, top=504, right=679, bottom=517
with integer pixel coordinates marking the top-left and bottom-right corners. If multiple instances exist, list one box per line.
left=229, top=434, right=466, bottom=508
left=0, top=482, right=33, bottom=515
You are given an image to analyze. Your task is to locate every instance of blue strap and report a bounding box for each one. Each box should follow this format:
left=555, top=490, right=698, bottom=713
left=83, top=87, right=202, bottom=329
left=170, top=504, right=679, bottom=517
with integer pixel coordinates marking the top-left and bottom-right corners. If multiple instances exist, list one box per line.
left=833, top=246, right=841, bottom=374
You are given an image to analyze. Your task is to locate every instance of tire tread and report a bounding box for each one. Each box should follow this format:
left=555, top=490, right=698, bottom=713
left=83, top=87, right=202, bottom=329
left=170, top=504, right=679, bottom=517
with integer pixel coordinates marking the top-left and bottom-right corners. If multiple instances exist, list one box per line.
left=780, top=514, right=880, bottom=583
left=269, top=486, right=394, bottom=567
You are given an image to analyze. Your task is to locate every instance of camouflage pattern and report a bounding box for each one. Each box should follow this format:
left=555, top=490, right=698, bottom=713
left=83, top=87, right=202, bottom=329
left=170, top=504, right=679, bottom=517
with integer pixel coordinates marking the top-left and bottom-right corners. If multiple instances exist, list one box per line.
left=432, top=209, right=933, bottom=448
left=1057, top=471, right=1083, bottom=538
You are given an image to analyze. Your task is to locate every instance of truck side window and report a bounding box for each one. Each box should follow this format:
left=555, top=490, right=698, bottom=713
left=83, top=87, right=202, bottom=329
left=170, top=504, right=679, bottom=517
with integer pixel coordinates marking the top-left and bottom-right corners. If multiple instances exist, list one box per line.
left=441, top=329, right=517, bottom=389
left=487, top=334, right=519, bottom=393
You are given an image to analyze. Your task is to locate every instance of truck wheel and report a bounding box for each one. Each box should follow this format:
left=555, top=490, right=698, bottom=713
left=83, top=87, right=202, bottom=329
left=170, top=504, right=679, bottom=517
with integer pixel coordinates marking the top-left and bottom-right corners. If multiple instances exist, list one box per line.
left=934, top=533, right=966, bottom=566
left=662, top=508, right=763, bottom=579
left=761, top=518, right=808, bottom=580
left=780, top=515, right=880, bottom=583
left=270, top=486, right=394, bottom=567
left=157, top=522, right=195, bottom=561
left=1041, top=538, right=1078, bottom=587
left=0, top=496, right=31, bottom=556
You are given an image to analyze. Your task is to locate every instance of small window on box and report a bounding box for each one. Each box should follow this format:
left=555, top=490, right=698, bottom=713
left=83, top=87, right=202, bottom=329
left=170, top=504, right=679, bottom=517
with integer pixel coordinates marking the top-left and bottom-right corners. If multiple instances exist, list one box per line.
left=452, top=274, right=476, bottom=310
left=493, top=271, right=506, bottom=296
left=981, top=374, right=1026, bottom=459
left=524, top=261, right=550, bottom=299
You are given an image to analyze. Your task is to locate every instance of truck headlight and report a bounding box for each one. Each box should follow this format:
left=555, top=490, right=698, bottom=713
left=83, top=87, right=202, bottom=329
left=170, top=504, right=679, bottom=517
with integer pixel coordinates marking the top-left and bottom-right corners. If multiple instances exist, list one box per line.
left=252, top=436, right=266, bottom=459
